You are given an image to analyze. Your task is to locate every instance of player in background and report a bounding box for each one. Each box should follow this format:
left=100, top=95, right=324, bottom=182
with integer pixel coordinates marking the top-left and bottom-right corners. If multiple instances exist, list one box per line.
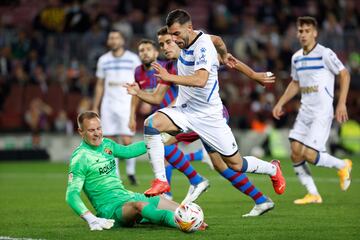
left=130, top=38, right=208, bottom=200
left=65, top=111, right=207, bottom=231
left=93, top=30, right=141, bottom=185
left=138, top=10, right=286, bottom=216
left=273, top=16, right=352, bottom=204
left=126, top=26, right=279, bottom=216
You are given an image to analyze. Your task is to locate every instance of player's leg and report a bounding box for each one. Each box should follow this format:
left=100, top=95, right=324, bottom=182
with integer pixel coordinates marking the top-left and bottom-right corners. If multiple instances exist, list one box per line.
left=144, top=111, right=181, bottom=196
left=164, top=143, right=205, bottom=185
left=122, top=135, right=137, bottom=185
left=302, top=117, right=352, bottom=191
left=290, top=140, right=322, bottom=204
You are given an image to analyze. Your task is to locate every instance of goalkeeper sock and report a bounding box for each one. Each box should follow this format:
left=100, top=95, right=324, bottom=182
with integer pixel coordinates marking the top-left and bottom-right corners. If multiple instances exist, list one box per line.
left=141, top=203, right=177, bottom=228
left=221, top=168, right=267, bottom=204
left=164, top=144, right=204, bottom=185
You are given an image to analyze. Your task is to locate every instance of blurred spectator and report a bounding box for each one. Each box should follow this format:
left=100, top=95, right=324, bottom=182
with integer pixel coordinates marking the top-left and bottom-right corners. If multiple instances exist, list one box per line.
left=24, top=49, right=45, bottom=78
left=77, top=96, right=92, bottom=114
left=63, top=0, right=91, bottom=33
left=24, top=98, right=52, bottom=147
left=0, top=46, right=12, bottom=77
left=11, top=63, right=29, bottom=85
left=33, top=0, right=65, bottom=33
left=11, top=30, right=31, bottom=60
left=54, top=109, right=73, bottom=134
left=31, top=65, right=48, bottom=93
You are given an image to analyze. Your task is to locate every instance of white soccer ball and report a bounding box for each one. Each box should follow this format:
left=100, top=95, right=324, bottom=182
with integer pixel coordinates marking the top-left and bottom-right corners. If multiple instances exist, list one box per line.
left=174, top=202, right=204, bottom=233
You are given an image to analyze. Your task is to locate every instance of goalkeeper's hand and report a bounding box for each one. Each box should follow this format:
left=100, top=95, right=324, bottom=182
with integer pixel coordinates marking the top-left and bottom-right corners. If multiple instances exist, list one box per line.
left=82, top=211, right=115, bottom=231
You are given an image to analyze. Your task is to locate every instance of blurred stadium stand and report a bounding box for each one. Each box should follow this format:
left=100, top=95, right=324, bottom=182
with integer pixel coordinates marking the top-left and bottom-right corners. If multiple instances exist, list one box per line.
left=0, top=0, right=359, bottom=158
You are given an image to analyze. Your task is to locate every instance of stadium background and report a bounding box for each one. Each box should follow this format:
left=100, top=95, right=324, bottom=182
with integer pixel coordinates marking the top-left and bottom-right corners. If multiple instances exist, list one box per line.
left=0, top=0, right=359, bottom=160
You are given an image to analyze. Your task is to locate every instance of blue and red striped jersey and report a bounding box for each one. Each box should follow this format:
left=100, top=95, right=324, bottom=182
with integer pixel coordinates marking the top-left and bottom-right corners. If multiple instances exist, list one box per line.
left=134, top=60, right=178, bottom=112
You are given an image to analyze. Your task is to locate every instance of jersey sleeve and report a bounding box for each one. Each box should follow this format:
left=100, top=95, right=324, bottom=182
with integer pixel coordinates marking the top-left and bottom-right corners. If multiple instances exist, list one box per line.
left=290, top=55, right=299, bottom=81
left=134, top=66, right=142, bottom=86
left=112, top=140, right=147, bottom=159
left=193, top=41, right=214, bottom=73
left=65, top=152, right=89, bottom=216
left=96, top=56, right=105, bottom=79
left=323, top=48, right=345, bottom=75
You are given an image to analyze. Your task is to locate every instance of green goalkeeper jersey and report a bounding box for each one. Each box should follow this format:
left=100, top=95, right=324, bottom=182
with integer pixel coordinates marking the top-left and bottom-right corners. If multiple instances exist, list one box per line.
left=65, top=138, right=147, bottom=217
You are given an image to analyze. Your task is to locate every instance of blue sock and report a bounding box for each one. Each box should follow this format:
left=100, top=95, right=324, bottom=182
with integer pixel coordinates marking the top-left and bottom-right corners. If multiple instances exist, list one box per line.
left=164, top=144, right=203, bottom=185
left=185, top=149, right=203, bottom=161
left=221, top=168, right=267, bottom=204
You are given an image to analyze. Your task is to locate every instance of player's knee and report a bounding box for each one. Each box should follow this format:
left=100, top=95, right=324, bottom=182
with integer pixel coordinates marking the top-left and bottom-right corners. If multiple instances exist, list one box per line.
left=132, top=202, right=147, bottom=214
left=290, top=149, right=302, bottom=162
left=303, top=148, right=317, bottom=163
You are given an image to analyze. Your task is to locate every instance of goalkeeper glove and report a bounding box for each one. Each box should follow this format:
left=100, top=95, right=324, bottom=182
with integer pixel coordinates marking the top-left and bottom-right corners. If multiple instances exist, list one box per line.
left=81, top=211, right=115, bottom=231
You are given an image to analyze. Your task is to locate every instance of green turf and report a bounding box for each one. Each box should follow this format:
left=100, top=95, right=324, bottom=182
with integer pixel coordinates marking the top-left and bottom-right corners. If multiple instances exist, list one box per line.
left=0, top=157, right=359, bottom=240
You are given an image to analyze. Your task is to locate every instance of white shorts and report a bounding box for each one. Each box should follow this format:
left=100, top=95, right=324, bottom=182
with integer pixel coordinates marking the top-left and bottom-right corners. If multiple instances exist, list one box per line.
left=158, top=106, right=238, bottom=156
left=289, top=112, right=333, bottom=151
left=101, top=103, right=134, bottom=136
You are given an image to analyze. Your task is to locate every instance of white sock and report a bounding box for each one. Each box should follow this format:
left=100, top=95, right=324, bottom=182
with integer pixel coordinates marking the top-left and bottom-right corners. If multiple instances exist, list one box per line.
left=293, top=162, right=319, bottom=195
left=144, top=134, right=167, bottom=181
left=243, top=156, right=277, bottom=176
left=315, top=152, right=346, bottom=170
left=126, top=158, right=136, bottom=175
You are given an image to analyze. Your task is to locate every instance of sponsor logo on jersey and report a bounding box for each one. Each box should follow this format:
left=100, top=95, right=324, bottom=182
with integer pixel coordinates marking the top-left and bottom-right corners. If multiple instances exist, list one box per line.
left=104, top=148, right=112, bottom=155
left=98, top=159, right=116, bottom=175
left=196, top=48, right=207, bottom=65
left=300, top=85, right=318, bottom=94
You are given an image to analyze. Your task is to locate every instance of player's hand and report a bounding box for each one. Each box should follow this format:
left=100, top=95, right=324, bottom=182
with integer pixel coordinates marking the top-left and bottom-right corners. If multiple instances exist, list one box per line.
left=335, top=103, right=348, bottom=124
left=222, top=53, right=238, bottom=68
left=152, top=62, right=171, bottom=81
left=129, top=116, right=136, bottom=132
left=125, top=82, right=140, bottom=96
left=272, top=104, right=284, bottom=120
left=252, top=72, right=276, bottom=86
left=88, top=217, right=115, bottom=231
left=82, top=211, right=115, bottom=231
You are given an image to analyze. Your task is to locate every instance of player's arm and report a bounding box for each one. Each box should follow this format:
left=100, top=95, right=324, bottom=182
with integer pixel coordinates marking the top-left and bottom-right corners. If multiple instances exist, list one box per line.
left=335, top=69, right=350, bottom=123
left=113, top=140, right=147, bottom=159
left=92, top=77, right=104, bottom=114
left=129, top=95, right=140, bottom=132
left=230, top=55, right=275, bottom=86
left=65, top=155, right=114, bottom=231
left=152, top=62, right=209, bottom=87
left=126, top=82, right=170, bottom=105
left=272, top=80, right=300, bottom=120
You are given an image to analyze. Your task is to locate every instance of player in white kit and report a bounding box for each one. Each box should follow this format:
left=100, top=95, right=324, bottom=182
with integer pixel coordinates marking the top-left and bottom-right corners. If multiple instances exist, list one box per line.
left=143, top=10, right=286, bottom=214
left=273, top=16, right=352, bottom=204
left=93, top=30, right=141, bottom=185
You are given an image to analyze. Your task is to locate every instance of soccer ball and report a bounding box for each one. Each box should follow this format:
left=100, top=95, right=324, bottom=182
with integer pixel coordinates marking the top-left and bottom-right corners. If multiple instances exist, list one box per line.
left=174, top=202, right=204, bottom=232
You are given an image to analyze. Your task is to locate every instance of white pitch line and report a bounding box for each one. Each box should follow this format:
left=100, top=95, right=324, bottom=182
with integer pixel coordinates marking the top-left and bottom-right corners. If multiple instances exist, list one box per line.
left=0, top=237, right=46, bottom=240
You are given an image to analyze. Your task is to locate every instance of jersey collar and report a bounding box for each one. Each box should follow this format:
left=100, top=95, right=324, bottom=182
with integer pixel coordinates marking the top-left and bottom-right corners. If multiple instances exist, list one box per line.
left=185, top=31, right=203, bottom=50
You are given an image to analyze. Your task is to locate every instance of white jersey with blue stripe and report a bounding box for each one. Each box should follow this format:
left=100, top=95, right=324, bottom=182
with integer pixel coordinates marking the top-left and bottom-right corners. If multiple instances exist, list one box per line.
left=291, top=43, right=345, bottom=117
left=175, top=31, right=223, bottom=117
left=96, top=50, right=141, bottom=104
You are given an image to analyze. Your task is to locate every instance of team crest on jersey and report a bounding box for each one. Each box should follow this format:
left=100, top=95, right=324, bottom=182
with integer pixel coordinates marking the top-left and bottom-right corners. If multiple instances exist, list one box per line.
left=68, top=172, right=73, bottom=183
left=196, top=48, right=207, bottom=65
left=104, top=148, right=112, bottom=155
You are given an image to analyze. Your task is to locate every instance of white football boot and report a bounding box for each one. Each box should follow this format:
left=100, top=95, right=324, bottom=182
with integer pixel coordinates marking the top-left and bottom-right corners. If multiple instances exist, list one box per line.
left=242, top=198, right=275, bottom=217
left=181, top=178, right=210, bottom=205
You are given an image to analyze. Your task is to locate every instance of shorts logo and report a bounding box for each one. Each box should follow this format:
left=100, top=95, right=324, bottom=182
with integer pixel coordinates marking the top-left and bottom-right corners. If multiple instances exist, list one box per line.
left=232, top=142, right=237, bottom=149
left=104, top=148, right=112, bottom=155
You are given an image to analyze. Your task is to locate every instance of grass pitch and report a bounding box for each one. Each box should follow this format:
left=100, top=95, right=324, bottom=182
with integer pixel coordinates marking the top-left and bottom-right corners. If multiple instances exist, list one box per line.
left=0, top=157, right=359, bottom=240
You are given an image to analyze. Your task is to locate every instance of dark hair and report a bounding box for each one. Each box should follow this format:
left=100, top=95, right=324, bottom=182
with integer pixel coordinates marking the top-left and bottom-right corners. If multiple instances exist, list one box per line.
left=166, top=9, right=191, bottom=27
left=138, top=38, right=157, bottom=49
left=108, top=29, right=125, bottom=39
left=297, top=16, right=318, bottom=28
left=77, top=111, right=100, bottom=129
left=157, top=26, right=169, bottom=36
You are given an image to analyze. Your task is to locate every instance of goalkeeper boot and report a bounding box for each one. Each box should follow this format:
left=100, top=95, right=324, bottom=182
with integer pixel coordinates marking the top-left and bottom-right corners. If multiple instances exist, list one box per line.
left=242, top=198, right=275, bottom=217
left=294, top=194, right=323, bottom=205
left=338, top=159, right=352, bottom=191
left=144, top=179, right=171, bottom=196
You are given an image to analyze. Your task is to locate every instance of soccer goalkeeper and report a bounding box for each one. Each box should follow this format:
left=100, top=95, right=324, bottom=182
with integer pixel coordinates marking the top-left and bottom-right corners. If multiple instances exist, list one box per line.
left=66, top=111, right=192, bottom=230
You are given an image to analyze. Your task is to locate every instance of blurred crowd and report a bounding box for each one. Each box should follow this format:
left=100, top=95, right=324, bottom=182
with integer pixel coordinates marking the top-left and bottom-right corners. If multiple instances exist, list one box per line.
left=0, top=0, right=359, bottom=138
